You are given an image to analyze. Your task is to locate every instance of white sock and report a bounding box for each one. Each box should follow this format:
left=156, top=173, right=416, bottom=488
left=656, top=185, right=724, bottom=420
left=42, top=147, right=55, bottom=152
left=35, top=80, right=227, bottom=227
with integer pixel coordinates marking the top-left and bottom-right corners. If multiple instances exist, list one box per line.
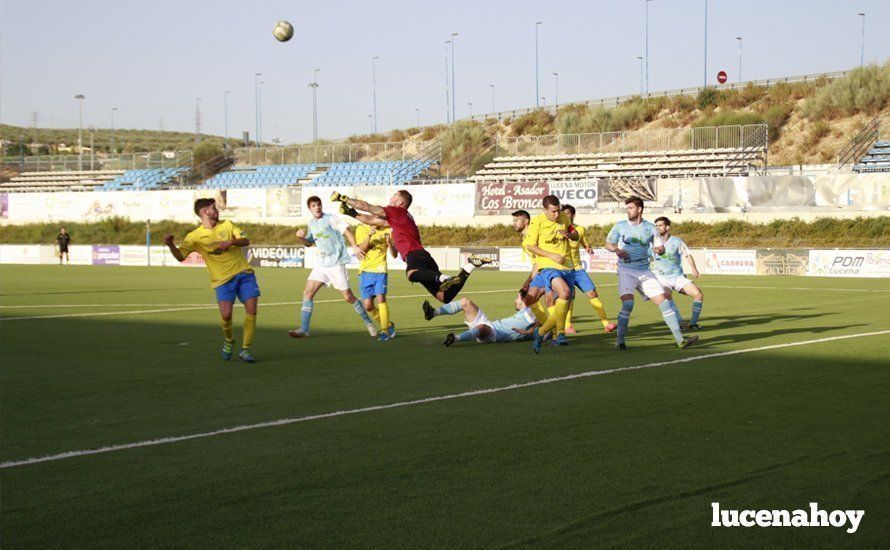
left=437, top=274, right=452, bottom=283
left=462, top=263, right=476, bottom=274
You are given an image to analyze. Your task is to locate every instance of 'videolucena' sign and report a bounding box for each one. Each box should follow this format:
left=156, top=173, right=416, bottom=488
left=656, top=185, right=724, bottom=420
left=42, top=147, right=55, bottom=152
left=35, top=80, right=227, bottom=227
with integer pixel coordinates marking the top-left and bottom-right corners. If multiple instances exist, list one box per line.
left=246, top=246, right=305, bottom=268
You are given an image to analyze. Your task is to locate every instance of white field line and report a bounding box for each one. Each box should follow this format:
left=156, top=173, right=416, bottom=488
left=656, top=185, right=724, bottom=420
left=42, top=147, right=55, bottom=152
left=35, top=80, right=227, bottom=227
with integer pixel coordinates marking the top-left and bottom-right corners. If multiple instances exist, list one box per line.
left=0, top=288, right=522, bottom=321
left=3, top=282, right=889, bottom=318
left=2, top=329, right=888, bottom=470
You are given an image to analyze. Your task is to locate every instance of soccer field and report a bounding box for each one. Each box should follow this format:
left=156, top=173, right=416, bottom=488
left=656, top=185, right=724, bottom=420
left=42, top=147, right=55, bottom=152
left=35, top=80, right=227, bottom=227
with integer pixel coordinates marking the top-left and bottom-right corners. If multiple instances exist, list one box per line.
left=1, top=264, right=888, bottom=547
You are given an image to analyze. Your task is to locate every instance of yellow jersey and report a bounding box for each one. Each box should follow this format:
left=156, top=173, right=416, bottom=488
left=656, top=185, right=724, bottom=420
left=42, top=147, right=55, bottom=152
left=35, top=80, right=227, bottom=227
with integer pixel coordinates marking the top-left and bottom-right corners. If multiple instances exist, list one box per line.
left=568, top=225, right=590, bottom=270
left=355, top=224, right=391, bottom=274
left=522, top=212, right=575, bottom=271
left=179, top=220, right=252, bottom=287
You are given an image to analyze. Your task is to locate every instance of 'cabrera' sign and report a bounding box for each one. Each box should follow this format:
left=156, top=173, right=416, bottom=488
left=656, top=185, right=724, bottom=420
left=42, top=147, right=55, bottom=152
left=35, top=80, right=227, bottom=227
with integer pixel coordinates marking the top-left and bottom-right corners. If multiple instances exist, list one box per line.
left=475, top=181, right=549, bottom=215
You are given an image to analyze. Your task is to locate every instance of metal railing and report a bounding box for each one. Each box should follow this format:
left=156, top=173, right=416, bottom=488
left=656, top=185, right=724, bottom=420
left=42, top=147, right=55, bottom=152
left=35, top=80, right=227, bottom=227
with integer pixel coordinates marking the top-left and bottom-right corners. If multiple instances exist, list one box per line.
left=460, top=70, right=848, bottom=123
left=234, top=140, right=436, bottom=166
left=391, top=140, right=441, bottom=183
left=837, top=116, right=883, bottom=167
left=495, top=124, right=768, bottom=157
left=2, top=151, right=194, bottom=173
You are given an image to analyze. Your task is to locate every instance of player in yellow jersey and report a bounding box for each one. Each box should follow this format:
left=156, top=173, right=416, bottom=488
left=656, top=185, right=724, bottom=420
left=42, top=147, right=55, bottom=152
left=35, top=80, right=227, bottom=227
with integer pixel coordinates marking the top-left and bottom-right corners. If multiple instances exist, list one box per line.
left=164, top=198, right=259, bottom=363
left=511, top=209, right=551, bottom=328
left=355, top=223, right=398, bottom=341
left=560, top=204, right=617, bottom=335
left=522, top=195, right=578, bottom=353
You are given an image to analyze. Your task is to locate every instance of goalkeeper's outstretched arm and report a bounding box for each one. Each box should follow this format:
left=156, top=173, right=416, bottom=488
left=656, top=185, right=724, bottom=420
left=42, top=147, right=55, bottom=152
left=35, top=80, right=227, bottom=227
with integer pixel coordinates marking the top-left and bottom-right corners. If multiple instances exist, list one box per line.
left=331, top=191, right=387, bottom=218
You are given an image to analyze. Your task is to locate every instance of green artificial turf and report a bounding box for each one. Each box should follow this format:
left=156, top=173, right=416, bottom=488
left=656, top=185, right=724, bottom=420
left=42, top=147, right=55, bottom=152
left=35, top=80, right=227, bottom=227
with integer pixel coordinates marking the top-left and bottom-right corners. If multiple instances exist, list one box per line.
left=1, top=265, right=888, bottom=547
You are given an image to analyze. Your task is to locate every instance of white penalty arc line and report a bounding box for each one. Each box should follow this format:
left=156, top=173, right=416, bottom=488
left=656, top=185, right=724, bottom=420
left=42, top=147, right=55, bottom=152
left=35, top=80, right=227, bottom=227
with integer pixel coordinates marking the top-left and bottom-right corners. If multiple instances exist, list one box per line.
left=2, top=329, right=888, bottom=470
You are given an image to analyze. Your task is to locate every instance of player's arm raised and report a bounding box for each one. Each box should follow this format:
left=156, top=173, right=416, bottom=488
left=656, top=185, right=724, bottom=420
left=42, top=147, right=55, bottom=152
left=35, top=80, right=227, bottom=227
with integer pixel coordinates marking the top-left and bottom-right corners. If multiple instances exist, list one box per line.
left=355, top=213, right=390, bottom=228
left=331, top=191, right=387, bottom=218
left=294, top=228, right=314, bottom=247
left=163, top=234, right=187, bottom=262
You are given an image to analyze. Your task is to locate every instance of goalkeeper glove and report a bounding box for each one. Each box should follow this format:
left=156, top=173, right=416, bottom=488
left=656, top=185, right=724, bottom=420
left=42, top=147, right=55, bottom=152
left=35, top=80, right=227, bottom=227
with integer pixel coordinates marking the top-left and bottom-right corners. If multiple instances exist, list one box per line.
left=330, top=191, right=349, bottom=203
left=339, top=201, right=358, bottom=218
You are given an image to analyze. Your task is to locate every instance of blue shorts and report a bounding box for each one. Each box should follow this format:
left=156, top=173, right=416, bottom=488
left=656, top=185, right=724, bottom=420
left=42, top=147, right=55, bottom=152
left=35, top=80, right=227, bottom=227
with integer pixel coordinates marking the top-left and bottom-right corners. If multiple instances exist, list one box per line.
left=359, top=272, right=388, bottom=300
left=571, top=269, right=596, bottom=293
left=215, top=271, right=261, bottom=303
left=529, top=268, right=572, bottom=293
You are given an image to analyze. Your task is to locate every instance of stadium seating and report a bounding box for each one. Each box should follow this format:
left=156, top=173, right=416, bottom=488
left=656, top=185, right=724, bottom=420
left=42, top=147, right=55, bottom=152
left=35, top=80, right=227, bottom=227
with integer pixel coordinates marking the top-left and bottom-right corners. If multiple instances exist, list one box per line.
left=854, top=141, right=890, bottom=173
left=98, top=167, right=189, bottom=191
left=472, top=148, right=765, bottom=181
left=201, top=160, right=434, bottom=189
left=201, top=164, right=318, bottom=189
left=0, top=170, right=124, bottom=192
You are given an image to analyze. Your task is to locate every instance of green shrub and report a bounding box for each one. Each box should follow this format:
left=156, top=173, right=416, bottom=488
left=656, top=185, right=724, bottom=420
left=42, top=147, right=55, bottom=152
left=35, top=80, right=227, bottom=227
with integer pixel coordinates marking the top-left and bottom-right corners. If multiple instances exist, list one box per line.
left=697, top=87, right=719, bottom=110
left=803, top=62, right=890, bottom=119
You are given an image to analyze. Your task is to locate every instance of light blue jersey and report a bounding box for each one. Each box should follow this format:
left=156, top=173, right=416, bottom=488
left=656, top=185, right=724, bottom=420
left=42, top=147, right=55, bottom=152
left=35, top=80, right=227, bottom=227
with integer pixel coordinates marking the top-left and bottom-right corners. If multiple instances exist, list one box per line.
left=606, top=219, right=662, bottom=270
left=307, top=213, right=350, bottom=268
left=492, top=307, right=537, bottom=342
left=652, top=235, right=690, bottom=277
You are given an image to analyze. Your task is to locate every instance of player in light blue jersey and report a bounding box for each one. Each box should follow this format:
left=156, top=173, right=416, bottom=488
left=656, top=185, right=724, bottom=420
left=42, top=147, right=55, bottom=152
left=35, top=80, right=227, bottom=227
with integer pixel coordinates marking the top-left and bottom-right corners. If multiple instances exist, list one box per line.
left=288, top=195, right=377, bottom=339
left=423, top=293, right=538, bottom=346
left=653, top=216, right=704, bottom=330
left=605, top=197, right=698, bottom=350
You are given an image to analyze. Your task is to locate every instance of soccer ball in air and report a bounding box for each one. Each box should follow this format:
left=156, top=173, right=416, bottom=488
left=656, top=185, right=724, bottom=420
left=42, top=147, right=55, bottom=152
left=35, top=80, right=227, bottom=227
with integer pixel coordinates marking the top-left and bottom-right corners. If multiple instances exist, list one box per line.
left=273, top=20, right=294, bottom=42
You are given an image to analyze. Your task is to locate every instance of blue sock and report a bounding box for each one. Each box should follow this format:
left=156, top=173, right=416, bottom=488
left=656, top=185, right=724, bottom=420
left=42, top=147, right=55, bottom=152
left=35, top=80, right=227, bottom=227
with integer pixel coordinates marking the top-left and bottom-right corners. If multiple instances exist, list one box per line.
left=300, top=299, right=313, bottom=332
left=671, top=300, right=685, bottom=323
left=435, top=301, right=462, bottom=316
left=353, top=300, right=373, bottom=325
left=690, top=300, right=703, bottom=324
left=658, top=300, right=683, bottom=344
left=456, top=328, right=478, bottom=342
left=616, top=300, right=634, bottom=344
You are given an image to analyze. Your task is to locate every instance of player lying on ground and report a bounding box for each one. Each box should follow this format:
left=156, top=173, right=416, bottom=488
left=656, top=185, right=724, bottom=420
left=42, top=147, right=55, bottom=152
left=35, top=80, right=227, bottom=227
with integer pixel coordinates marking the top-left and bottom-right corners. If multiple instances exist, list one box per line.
left=560, top=204, right=617, bottom=335
left=355, top=222, right=398, bottom=341
left=653, top=216, right=704, bottom=330
left=331, top=189, right=491, bottom=303
left=422, top=293, right=538, bottom=346
left=288, top=195, right=377, bottom=339
left=524, top=194, right=580, bottom=353
left=164, top=198, right=259, bottom=363
left=605, top=196, right=698, bottom=351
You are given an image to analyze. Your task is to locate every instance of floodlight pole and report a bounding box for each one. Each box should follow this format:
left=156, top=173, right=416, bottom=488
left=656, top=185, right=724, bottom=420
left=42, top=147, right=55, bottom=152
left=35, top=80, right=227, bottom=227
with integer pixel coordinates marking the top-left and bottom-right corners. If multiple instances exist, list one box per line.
left=489, top=84, right=495, bottom=114
left=858, top=12, right=866, bottom=67
left=637, top=56, right=644, bottom=94
left=223, top=91, right=230, bottom=151
left=552, top=72, right=559, bottom=109
left=451, top=33, right=458, bottom=122
left=444, top=40, right=451, bottom=123
left=254, top=73, right=262, bottom=145
left=372, top=56, right=379, bottom=133
left=736, top=36, right=742, bottom=82
left=703, top=0, right=708, bottom=87
left=110, top=107, right=118, bottom=154
left=75, top=94, right=84, bottom=171
left=645, top=0, right=652, bottom=94
left=535, top=22, right=542, bottom=108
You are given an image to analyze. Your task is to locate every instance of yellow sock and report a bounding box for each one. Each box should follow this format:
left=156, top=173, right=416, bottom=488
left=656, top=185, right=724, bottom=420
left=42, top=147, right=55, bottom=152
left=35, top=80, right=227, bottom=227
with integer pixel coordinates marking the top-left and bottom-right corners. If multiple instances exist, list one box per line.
left=548, top=305, right=558, bottom=337
left=590, top=297, right=610, bottom=327
left=221, top=318, right=234, bottom=342
left=565, top=300, right=575, bottom=329
left=378, top=302, right=390, bottom=330
left=555, top=299, right=569, bottom=336
left=242, top=314, right=256, bottom=349
left=530, top=301, right=549, bottom=325
left=368, top=307, right=380, bottom=325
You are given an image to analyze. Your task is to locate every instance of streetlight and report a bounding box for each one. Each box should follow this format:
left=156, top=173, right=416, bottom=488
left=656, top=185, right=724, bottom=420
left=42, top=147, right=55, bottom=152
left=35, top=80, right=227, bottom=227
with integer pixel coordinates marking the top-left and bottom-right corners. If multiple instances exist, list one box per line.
left=110, top=107, right=118, bottom=154
left=645, top=0, right=652, bottom=93
left=703, top=0, right=708, bottom=87
left=74, top=94, right=84, bottom=170
left=637, top=56, right=644, bottom=94
left=450, top=33, right=458, bottom=121
left=735, top=36, right=742, bottom=82
left=88, top=126, right=95, bottom=170
left=194, top=97, right=202, bottom=144
left=254, top=73, right=261, bottom=145
left=223, top=91, right=230, bottom=151
left=371, top=56, right=379, bottom=133
left=368, top=114, right=373, bottom=133
left=309, top=69, right=320, bottom=142
left=258, top=82, right=265, bottom=144
left=552, top=72, right=559, bottom=108
left=489, top=84, right=495, bottom=114
left=414, top=108, right=420, bottom=128
left=858, top=12, right=866, bottom=67
left=444, top=40, right=451, bottom=123
left=535, top=21, right=542, bottom=108
left=467, top=102, right=473, bottom=117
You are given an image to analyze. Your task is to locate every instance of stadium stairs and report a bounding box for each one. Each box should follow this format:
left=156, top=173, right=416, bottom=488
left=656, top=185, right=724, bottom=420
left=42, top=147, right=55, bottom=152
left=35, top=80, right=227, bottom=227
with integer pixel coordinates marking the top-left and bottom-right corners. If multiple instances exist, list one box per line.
left=472, top=147, right=767, bottom=182
left=0, top=170, right=124, bottom=192
left=98, top=167, right=189, bottom=191
left=854, top=141, right=890, bottom=173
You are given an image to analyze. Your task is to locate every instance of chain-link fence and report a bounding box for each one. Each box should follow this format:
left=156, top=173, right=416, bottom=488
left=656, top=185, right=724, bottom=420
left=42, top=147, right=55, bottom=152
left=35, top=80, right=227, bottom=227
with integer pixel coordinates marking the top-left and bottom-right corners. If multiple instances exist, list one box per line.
left=496, top=125, right=767, bottom=157
left=233, top=141, right=435, bottom=166
left=3, top=151, right=194, bottom=173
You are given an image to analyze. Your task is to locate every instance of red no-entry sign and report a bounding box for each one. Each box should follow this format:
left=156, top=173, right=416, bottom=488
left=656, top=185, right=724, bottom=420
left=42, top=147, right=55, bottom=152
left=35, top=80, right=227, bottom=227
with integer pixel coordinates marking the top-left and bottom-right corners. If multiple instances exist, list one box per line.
left=717, top=71, right=728, bottom=84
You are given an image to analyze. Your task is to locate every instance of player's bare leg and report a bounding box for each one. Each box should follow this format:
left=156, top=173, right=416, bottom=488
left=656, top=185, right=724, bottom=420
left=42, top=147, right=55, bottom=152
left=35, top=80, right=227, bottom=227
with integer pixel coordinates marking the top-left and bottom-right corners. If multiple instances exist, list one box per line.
left=218, top=300, right=235, bottom=360
left=341, top=288, right=377, bottom=337
left=239, top=296, right=257, bottom=363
